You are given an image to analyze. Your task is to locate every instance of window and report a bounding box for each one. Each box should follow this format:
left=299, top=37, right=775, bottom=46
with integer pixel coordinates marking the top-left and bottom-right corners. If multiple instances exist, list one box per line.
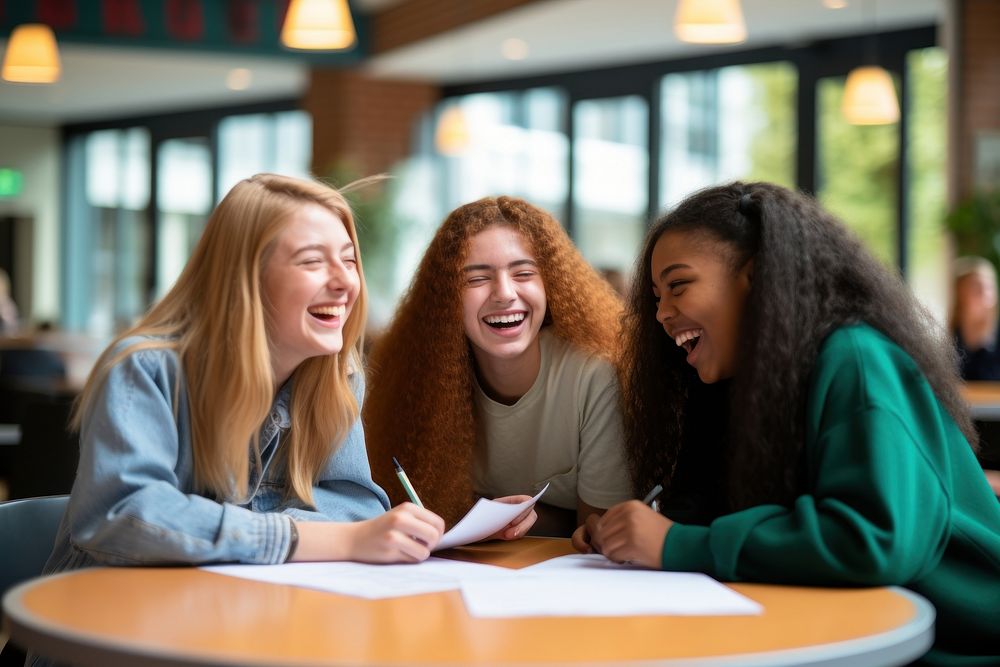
left=62, top=105, right=311, bottom=335
left=816, top=75, right=900, bottom=268
left=660, top=62, right=796, bottom=210
left=438, top=88, right=568, bottom=219
left=69, top=128, right=151, bottom=335
left=573, top=96, right=648, bottom=274
left=906, top=47, right=949, bottom=321
left=217, top=110, right=312, bottom=200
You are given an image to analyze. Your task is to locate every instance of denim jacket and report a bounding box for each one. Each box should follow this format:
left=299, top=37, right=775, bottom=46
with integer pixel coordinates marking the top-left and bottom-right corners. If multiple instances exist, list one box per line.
left=43, top=336, right=390, bottom=574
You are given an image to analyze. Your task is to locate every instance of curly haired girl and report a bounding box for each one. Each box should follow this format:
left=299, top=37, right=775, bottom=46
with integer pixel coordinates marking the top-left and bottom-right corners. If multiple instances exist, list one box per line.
left=574, top=181, right=1000, bottom=666
left=364, top=196, right=632, bottom=536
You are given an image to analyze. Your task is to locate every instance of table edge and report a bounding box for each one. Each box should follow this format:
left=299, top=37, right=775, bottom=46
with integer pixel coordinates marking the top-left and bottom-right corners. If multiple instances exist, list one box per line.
left=2, top=570, right=935, bottom=667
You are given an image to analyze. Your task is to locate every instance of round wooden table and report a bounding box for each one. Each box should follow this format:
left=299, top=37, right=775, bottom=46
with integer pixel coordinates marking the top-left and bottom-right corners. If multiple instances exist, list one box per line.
left=3, top=538, right=934, bottom=666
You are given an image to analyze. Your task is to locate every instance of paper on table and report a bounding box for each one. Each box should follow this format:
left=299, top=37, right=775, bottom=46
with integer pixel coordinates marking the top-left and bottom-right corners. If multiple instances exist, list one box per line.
left=202, top=557, right=516, bottom=600
left=434, top=483, right=549, bottom=551
left=460, top=553, right=763, bottom=617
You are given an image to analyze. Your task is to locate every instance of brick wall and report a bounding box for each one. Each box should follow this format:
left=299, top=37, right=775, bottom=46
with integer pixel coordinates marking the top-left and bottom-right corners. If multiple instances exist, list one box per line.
left=303, top=69, right=438, bottom=178
left=956, top=0, right=1000, bottom=199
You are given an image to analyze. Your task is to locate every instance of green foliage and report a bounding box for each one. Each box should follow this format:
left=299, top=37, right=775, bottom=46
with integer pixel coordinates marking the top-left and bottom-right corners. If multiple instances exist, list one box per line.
left=906, top=48, right=948, bottom=278
left=946, top=189, right=1000, bottom=269
left=816, top=78, right=899, bottom=267
left=746, top=63, right=797, bottom=188
left=746, top=47, right=950, bottom=284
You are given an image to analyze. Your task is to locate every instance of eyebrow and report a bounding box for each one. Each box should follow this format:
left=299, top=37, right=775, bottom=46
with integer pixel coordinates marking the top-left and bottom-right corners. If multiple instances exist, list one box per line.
left=657, top=263, right=692, bottom=281
left=462, top=259, right=538, bottom=273
left=291, top=242, right=354, bottom=257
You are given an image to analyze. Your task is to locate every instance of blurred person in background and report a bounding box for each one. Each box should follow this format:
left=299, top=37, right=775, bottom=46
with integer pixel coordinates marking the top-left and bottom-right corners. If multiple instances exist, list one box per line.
left=951, top=256, right=1000, bottom=381
left=0, top=268, right=20, bottom=335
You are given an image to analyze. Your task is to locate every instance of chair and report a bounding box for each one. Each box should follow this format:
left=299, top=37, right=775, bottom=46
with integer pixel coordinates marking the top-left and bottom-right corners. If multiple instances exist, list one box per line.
left=0, top=347, right=68, bottom=425
left=8, top=398, right=78, bottom=500
left=0, top=495, right=68, bottom=665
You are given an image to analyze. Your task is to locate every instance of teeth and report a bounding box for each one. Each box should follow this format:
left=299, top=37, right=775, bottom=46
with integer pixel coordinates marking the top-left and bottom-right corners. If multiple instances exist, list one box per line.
left=673, top=329, right=703, bottom=347
left=484, top=313, right=526, bottom=324
left=309, top=305, right=346, bottom=317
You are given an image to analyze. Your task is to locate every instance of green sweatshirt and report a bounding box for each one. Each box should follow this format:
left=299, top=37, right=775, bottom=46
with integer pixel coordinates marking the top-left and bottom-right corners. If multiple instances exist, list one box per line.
left=662, top=324, right=1000, bottom=665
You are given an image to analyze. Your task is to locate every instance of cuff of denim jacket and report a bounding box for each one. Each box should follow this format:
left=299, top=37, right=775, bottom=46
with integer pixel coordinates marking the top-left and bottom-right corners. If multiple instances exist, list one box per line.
left=221, top=506, right=292, bottom=564
left=660, top=522, right=714, bottom=574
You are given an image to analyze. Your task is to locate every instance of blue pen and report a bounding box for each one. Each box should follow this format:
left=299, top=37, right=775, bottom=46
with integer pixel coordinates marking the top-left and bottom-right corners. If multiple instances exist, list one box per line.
left=392, top=457, right=424, bottom=508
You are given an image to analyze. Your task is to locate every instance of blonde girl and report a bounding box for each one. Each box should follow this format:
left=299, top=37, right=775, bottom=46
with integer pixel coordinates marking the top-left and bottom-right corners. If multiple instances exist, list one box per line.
left=43, top=174, right=443, bottom=573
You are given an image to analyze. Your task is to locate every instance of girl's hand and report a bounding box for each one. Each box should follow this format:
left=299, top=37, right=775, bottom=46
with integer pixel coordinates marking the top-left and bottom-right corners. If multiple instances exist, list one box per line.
left=484, top=495, right=537, bottom=541
left=588, top=500, right=673, bottom=569
left=571, top=513, right=601, bottom=553
left=342, top=503, right=445, bottom=563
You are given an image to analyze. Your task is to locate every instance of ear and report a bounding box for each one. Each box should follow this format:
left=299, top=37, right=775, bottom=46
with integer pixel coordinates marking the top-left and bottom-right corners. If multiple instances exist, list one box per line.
left=738, top=258, right=754, bottom=289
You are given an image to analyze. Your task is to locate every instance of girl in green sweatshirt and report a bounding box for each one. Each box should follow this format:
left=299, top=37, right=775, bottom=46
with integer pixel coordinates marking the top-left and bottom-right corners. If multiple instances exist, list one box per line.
left=573, top=182, right=1000, bottom=665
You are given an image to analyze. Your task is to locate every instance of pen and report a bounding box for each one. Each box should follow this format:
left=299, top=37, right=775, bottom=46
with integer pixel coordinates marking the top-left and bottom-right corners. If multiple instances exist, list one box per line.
left=643, top=483, right=663, bottom=513
left=392, top=457, right=424, bottom=508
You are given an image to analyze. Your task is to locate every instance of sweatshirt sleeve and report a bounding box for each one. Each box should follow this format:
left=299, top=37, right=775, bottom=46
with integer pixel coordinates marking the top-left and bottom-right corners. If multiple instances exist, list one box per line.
left=662, top=327, right=953, bottom=586
left=662, top=406, right=951, bottom=584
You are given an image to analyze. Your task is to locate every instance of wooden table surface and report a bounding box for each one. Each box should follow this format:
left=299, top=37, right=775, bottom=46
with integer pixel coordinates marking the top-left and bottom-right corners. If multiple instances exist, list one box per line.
left=3, top=537, right=934, bottom=667
left=962, top=381, right=1000, bottom=420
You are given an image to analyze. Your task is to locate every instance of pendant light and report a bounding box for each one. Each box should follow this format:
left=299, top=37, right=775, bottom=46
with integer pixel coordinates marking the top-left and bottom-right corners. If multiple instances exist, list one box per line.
left=281, top=0, right=356, bottom=50
left=435, top=104, right=470, bottom=156
left=674, top=0, right=747, bottom=44
left=2, top=23, right=61, bottom=84
left=842, top=66, right=900, bottom=124
left=841, top=0, right=899, bottom=125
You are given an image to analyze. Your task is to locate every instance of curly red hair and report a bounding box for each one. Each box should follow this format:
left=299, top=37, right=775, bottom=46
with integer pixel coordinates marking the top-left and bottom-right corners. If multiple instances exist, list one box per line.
left=363, top=196, right=624, bottom=524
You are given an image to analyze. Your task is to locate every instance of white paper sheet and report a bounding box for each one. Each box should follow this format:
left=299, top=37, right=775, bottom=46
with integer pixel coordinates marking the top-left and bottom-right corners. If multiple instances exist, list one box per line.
left=460, top=554, right=763, bottom=617
left=434, top=483, right=549, bottom=551
left=202, top=557, right=516, bottom=599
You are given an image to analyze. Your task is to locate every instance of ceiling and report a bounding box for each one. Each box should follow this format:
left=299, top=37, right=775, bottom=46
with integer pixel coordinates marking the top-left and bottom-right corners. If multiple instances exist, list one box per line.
left=366, top=0, right=943, bottom=83
left=0, top=0, right=944, bottom=126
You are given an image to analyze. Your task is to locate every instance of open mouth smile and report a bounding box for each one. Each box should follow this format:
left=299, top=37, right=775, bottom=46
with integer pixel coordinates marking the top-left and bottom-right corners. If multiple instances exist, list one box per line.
left=674, top=328, right=703, bottom=357
left=308, top=304, right=346, bottom=322
left=483, top=312, right=526, bottom=329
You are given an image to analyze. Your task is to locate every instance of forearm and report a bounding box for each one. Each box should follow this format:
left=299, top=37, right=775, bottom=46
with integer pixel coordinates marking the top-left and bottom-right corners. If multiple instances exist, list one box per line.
left=287, top=520, right=355, bottom=562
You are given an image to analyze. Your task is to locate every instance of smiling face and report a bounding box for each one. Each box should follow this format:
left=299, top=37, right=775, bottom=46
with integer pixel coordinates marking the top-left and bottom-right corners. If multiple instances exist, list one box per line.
left=650, top=229, right=753, bottom=384
left=461, top=225, right=547, bottom=369
left=262, top=202, right=359, bottom=385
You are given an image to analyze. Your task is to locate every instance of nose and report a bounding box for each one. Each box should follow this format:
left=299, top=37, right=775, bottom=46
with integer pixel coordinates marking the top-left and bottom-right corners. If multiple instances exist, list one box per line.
left=492, top=272, right=516, bottom=302
left=327, top=262, right=352, bottom=292
left=655, top=297, right=674, bottom=326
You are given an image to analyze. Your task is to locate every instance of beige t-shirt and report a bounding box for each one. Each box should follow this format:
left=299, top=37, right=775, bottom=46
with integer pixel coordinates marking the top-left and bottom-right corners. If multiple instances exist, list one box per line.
left=472, top=330, right=633, bottom=510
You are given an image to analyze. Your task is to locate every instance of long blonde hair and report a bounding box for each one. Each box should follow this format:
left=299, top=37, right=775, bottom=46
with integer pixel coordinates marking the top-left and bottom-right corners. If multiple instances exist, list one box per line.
left=74, top=174, right=369, bottom=506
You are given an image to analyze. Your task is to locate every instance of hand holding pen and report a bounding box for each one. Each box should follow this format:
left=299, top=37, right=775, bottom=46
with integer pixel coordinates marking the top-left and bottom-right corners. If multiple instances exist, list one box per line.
left=320, top=457, right=443, bottom=563
left=571, top=483, right=672, bottom=569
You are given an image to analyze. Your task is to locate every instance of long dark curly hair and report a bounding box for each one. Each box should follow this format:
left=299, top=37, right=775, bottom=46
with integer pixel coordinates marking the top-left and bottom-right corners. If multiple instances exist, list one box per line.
left=364, top=196, right=623, bottom=524
left=623, top=181, right=976, bottom=512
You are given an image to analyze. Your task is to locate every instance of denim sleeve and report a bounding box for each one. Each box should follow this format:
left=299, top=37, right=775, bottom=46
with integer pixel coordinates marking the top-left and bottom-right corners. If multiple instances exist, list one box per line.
left=65, top=347, right=293, bottom=565
left=283, top=370, right=391, bottom=522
